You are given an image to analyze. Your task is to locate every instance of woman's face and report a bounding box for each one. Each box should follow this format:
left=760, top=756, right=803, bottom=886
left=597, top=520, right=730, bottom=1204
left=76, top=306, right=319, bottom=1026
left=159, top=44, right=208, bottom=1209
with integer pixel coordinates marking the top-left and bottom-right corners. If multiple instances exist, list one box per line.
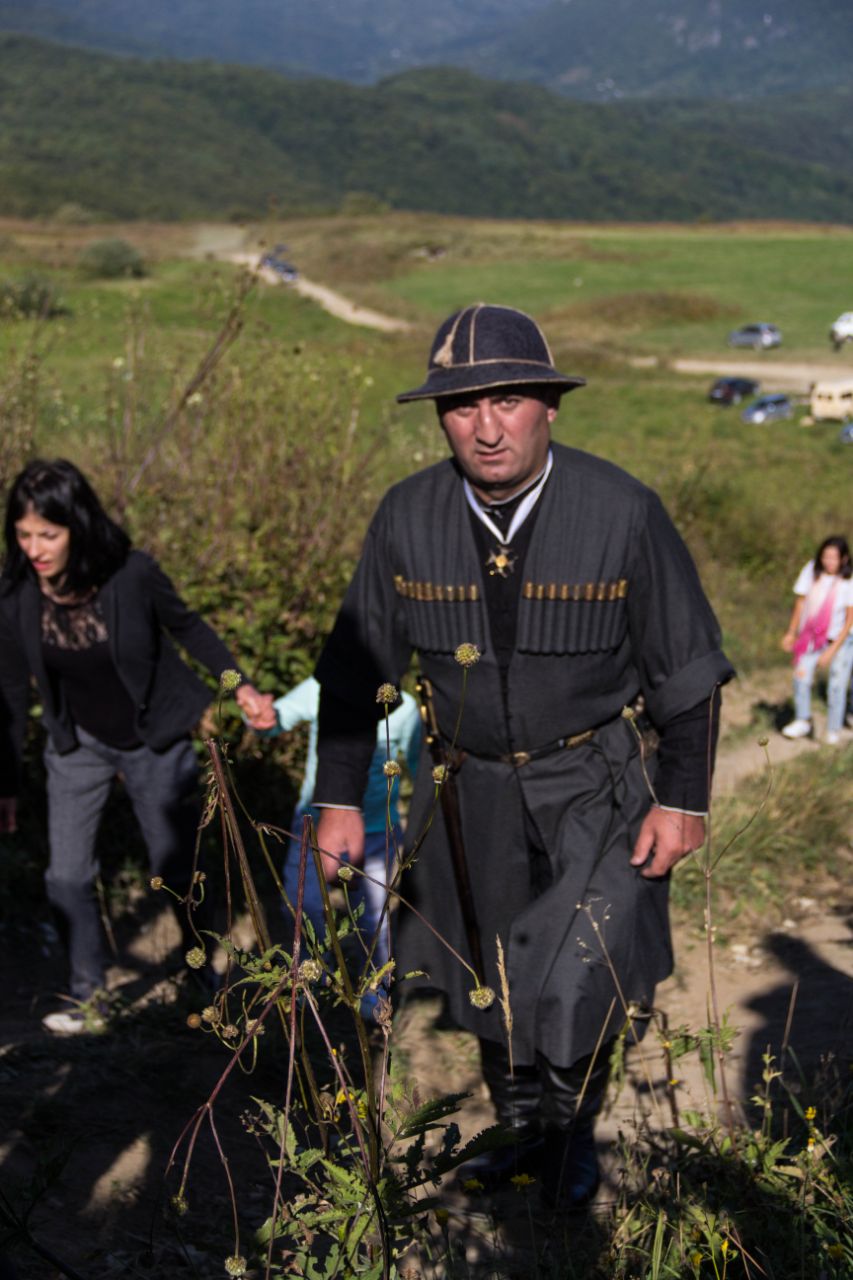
left=14, top=507, right=71, bottom=584
left=820, top=545, right=842, bottom=575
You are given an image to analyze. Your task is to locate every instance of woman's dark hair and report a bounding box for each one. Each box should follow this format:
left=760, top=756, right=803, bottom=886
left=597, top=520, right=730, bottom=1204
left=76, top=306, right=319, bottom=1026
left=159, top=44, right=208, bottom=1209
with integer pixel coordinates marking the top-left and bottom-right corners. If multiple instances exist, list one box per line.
left=3, top=458, right=131, bottom=592
left=813, top=535, right=852, bottom=580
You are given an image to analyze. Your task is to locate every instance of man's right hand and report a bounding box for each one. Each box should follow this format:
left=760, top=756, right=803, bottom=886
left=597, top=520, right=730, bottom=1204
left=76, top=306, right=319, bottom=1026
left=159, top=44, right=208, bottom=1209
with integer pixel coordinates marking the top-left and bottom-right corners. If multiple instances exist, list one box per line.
left=0, top=796, right=18, bottom=835
left=315, top=807, right=365, bottom=882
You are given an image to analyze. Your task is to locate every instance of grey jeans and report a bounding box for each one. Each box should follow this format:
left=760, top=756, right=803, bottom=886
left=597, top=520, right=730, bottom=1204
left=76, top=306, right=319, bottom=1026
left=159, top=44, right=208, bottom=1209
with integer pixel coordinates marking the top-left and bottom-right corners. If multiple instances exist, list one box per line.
left=44, top=727, right=201, bottom=999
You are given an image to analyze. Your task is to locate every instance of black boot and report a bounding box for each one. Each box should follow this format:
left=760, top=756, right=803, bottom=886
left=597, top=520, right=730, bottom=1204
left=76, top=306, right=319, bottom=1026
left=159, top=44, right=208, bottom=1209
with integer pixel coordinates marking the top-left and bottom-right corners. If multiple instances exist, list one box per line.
left=537, top=1044, right=612, bottom=1209
left=455, top=1038, right=544, bottom=1191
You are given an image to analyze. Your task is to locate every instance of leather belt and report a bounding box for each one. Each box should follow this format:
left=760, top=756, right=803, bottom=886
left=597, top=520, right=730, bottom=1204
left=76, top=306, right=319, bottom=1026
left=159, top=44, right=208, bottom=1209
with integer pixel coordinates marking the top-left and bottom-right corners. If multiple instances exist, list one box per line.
left=449, top=728, right=596, bottom=768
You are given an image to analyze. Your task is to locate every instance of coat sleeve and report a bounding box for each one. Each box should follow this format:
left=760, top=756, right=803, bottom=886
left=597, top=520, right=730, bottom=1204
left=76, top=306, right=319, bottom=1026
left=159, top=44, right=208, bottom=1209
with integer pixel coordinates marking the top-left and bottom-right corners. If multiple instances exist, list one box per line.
left=627, top=492, right=734, bottom=727
left=314, top=494, right=413, bottom=713
left=314, top=494, right=414, bottom=806
left=0, top=600, right=32, bottom=797
left=143, top=556, right=245, bottom=683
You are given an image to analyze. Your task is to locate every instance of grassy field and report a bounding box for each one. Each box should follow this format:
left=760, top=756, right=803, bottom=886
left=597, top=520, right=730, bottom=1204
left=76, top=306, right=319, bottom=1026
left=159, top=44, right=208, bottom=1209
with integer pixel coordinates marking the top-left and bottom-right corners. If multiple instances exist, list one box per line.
left=1, top=214, right=852, bottom=677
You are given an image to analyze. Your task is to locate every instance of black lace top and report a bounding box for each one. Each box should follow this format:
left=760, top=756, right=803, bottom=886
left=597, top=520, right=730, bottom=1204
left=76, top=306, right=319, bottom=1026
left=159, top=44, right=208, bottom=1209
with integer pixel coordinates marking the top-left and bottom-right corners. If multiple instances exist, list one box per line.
left=40, top=594, right=141, bottom=749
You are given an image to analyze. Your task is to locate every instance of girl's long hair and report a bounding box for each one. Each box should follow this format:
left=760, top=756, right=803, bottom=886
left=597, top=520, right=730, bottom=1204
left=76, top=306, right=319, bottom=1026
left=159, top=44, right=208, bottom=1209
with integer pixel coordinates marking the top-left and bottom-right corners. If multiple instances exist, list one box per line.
left=3, top=459, right=131, bottom=593
left=813, top=535, right=852, bottom=580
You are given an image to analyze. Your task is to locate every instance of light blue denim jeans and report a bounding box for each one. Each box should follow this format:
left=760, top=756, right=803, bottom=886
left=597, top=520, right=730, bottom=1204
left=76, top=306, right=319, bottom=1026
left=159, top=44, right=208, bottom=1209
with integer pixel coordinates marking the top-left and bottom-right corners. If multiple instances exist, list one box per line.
left=283, top=807, right=396, bottom=975
left=793, top=633, right=853, bottom=732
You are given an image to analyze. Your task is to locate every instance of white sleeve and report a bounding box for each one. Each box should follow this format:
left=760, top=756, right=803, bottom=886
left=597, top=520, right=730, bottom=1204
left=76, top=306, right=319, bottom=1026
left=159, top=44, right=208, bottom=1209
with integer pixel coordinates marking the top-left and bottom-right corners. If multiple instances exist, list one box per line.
left=792, top=561, right=814, bottom=597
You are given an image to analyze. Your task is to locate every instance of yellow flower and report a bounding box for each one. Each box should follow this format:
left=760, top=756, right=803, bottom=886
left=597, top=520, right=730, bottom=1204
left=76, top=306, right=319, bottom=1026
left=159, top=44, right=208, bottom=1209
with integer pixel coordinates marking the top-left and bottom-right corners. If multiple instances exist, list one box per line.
left=185, top=946, right=206, bottom=970
left=804, top=1106, right=816, bottom=1122
left=454, top=643, right=481, bottom=668
left=462, top=1177, right=484, bottom=1192
left=434, top=1208, right=449, bottom=1225
left=690, top=1252, right=703, bottom=1267
left=721, top=1239, right=729, bottom=1257
left=510, top=1172, right=536, bottom=1188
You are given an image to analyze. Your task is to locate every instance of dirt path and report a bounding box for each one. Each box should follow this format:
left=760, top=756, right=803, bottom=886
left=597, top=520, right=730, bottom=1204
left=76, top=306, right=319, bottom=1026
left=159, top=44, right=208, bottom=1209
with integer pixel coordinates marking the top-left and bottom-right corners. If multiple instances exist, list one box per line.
left=669, top=355, right=853, bottom=393
left=229, top=251, right=412, bottom=333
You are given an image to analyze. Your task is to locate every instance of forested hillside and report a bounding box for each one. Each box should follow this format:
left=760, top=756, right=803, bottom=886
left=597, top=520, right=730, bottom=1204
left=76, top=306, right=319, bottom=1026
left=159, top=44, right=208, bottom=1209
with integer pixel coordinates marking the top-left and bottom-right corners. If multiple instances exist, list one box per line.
left=0, top=0, right=849, bottom=98
left=2, top=37, right=853, bottom=223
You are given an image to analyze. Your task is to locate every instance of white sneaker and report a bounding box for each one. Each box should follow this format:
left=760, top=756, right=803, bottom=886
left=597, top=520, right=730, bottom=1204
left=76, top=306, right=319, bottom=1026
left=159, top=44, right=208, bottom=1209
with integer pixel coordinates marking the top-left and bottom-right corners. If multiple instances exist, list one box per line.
left=825, top=731, right=841, bottom=746
left=781, top=719, right=813, bottom=740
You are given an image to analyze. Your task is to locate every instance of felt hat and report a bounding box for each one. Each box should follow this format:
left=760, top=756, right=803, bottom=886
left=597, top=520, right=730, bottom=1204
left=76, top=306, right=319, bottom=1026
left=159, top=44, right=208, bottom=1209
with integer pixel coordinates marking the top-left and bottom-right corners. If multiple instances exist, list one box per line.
left=396, top=303, right=585, bottom=403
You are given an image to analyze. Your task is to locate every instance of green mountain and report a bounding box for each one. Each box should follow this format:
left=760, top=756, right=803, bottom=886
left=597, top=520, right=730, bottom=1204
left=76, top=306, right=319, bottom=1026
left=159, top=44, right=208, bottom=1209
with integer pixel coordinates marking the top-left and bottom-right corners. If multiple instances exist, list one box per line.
left=2, top=37, right=852, bottom=223
left=0, top=0, right=850, bottom=99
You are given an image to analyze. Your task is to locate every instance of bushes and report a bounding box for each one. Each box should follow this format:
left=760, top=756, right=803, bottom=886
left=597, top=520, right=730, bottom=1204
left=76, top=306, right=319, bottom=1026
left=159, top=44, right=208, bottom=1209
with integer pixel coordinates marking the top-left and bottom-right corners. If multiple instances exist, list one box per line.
left=78, top=237, right=146, bottom=280
left=0, top=273, right=65, bottom=319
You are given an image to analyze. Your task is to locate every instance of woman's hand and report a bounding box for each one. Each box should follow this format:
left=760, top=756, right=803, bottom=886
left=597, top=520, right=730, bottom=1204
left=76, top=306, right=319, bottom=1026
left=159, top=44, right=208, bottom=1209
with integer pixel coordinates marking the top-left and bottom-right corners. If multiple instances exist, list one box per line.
left=235, top=683, right=277, bottom=730
left=781, top=629, right=796, bottom=653
left=0, top=796, right=18, bottom=835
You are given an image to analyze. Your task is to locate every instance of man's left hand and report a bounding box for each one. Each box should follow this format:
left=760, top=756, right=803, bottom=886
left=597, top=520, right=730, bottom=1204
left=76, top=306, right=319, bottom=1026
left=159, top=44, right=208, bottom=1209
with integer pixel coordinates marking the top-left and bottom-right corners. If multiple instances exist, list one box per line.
left=629, top=807, right=706, bottom=879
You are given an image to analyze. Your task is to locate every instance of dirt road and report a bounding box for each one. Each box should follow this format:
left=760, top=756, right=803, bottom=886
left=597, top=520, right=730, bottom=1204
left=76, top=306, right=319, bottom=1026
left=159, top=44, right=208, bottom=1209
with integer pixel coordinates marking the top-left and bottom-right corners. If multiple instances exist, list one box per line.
left=670, top=355, right=853, bottom=392
left=230, top=251, right=412, bottom=333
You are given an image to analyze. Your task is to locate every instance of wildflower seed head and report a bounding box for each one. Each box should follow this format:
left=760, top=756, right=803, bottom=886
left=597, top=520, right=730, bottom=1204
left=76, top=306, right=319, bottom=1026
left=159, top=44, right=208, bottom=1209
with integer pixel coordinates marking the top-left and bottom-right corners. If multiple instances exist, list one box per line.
left=219, top=669, right=242, bottom=692
left=432, top=764, right=447, bottom=785
left=376, top=683, right=398, bottom=705
left=338, top=864, right=355, bottom=882
left=298, top=959, right=323, bottom=982
left=201, top=1005, right=219, bottom=1024
left=758, top=735, right=769, bottom=747
left=171, top=1192, right=189, bottom=1216
left=186, top=1013, right=202, bottom=1030
left=621, top=705, right=636, bottom=720
left=224, top=1256, right=247, bottom=1277
left=185, top=946, right=206, bottom=970
left=193, top=870, right=207, bottom=884
left=383, top=760, right=401, bottom=777
left=454, top=642, right=481, bottom=668
left=222, top=1023, right=239, bottom=1040
left=468, top=985, right=495, bottom=1010
left=150, top=876, right=164, bottom=891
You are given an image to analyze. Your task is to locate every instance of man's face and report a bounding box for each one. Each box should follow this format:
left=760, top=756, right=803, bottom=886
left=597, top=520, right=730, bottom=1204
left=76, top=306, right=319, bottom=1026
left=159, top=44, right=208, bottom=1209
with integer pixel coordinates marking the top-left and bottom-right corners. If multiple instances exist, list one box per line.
left=438, top=388, right=557, bottom=500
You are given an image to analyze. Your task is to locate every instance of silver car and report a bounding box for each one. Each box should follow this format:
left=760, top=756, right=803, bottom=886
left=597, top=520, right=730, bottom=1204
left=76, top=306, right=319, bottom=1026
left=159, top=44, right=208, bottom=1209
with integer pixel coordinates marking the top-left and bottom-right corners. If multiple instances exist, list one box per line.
left=728, top=323, right=782, bottom=350
left=741, top=393, right=793, bottom=424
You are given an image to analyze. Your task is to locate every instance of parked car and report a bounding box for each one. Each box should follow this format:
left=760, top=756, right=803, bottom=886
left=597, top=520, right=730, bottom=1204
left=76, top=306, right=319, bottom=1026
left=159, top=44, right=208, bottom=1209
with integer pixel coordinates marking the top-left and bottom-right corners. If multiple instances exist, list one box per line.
left=727, top=323, right=782, bottom=350
left=708, top=376, right=760, bottom=405
left=810, top=378, right=853, bottom=422
left=741, top=393, right=793, bottom=424
left=829, top=312, right=853, bottom=351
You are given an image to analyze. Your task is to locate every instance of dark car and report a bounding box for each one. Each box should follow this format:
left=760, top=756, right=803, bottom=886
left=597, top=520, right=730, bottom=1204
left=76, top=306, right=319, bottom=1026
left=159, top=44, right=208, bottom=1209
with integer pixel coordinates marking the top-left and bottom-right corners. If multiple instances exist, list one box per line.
left=728, top=323, right=782, bottom=350
left=741, top=393, right=793, bottom=425
left=709, top=376, right=760, bottom=405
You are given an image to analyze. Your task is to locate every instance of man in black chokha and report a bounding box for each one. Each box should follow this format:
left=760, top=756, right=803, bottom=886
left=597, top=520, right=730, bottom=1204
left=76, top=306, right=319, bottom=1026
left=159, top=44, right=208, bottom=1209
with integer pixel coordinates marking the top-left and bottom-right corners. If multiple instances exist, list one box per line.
left=312, top=303, right=734, bottom=1207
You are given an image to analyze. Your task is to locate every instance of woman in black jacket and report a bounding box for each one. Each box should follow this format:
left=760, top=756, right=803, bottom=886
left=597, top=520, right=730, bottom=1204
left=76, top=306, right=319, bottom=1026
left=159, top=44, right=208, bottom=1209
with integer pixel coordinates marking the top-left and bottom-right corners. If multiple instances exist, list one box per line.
left=0, top=459, right=274, bottom=1031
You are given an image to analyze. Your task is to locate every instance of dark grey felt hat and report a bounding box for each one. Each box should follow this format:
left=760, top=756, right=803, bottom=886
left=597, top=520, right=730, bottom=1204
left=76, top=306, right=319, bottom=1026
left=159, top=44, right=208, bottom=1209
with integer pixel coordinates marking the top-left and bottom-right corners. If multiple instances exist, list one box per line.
left=396, top=303, right=586, bottom=403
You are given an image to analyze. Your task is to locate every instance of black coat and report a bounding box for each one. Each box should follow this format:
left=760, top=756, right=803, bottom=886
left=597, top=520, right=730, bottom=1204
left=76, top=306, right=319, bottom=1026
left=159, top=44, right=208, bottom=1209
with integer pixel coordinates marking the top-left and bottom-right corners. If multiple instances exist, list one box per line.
left=316, top=444, right=735, bottom=1066
left=0, top=550, right=241, bottom=794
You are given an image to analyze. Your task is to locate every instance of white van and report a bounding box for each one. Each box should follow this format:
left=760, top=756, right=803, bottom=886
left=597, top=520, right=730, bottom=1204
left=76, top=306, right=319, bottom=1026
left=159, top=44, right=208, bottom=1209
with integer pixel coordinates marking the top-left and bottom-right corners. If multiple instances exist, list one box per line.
left=829, top=312, right=853, bottom=350
left=810, top=378, right=853, bottom=421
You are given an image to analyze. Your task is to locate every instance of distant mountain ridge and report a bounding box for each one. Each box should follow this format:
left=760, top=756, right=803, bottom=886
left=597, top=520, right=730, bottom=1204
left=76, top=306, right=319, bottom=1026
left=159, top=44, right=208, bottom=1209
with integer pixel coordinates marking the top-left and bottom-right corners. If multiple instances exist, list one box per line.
left=1, top=36, right=852, bottom=224
left=0, top=0, right=850, bottom=99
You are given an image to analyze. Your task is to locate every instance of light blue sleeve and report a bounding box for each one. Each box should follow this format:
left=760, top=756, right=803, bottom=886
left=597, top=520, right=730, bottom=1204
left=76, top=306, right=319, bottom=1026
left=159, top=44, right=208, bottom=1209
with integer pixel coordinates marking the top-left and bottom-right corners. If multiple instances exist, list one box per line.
left=397, top=691, right=423, bottom=776
left=271, top=676, right=320, bottom=733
